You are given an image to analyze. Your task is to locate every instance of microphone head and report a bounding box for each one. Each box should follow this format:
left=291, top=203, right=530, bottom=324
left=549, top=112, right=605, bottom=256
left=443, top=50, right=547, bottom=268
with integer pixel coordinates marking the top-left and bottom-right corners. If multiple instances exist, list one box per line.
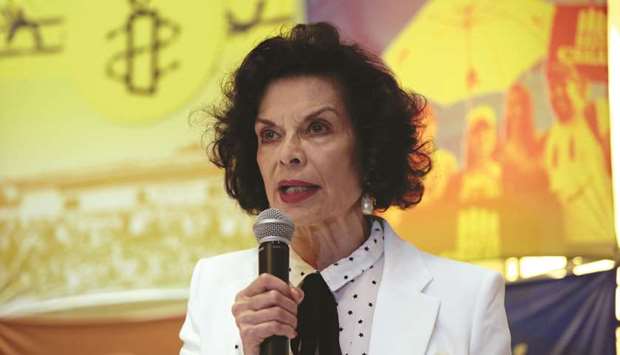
left=253, top=208, right=295, bottom=244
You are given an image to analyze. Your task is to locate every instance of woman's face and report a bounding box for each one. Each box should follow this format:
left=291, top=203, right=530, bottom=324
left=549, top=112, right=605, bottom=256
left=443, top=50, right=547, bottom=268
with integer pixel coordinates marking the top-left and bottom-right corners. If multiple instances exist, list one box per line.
left=255, top=75, right=362, bottom=226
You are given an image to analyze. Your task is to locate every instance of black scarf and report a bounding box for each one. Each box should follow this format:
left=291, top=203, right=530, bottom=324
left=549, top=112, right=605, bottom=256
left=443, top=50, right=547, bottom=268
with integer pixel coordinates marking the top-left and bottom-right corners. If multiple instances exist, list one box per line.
left=291, top=272, right=343, bottom=355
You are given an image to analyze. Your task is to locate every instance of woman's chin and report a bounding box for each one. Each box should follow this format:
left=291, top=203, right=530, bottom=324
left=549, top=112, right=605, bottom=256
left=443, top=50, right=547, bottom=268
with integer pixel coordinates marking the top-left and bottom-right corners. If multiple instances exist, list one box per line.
left=274, top=204, right=322, bottom=226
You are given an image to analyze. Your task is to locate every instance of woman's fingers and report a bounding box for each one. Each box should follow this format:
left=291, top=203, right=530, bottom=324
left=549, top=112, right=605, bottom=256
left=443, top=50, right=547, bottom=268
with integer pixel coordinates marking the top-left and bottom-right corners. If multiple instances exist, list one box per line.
left=290, top=286, right=304, bottom=303
left=251, top=289, right=299, bottom=313
left=240, top=273, right=294, bottom=299
left=238, top=306, right=298, bottom=329
left=239, top=320, right=297, bottom=341
left=232, top=275, right=304, bottom=354
left=232, top=288, right=299, bottom=319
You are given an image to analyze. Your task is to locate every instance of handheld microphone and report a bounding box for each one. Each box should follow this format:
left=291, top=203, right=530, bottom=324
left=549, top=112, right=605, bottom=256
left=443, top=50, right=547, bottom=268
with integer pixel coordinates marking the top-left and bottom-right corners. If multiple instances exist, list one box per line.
left=253, top=208, right=295, bottom=355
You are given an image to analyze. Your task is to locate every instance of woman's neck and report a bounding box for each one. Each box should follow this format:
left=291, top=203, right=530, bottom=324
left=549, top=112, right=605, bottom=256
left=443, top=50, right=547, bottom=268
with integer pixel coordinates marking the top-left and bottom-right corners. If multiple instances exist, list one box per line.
left=291, top=208, right=368, bottom=270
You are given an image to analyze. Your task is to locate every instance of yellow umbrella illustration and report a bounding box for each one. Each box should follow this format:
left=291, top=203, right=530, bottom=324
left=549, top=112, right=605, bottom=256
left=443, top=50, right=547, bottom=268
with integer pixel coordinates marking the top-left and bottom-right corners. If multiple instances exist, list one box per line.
left=383, top=0, right=554, bottom=105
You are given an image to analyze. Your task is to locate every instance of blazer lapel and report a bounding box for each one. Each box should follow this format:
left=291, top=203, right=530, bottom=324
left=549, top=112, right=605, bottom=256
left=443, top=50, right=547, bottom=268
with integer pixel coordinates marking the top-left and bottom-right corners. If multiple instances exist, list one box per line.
left=368, top=221, right=440, bottom=355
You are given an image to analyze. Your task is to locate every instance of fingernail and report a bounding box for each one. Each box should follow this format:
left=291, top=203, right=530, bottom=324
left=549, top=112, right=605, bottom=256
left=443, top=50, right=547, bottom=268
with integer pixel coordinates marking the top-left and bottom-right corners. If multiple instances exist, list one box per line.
left=290, top=287, right=302, bottom=301
left=292, top=288, right=303, bottom=303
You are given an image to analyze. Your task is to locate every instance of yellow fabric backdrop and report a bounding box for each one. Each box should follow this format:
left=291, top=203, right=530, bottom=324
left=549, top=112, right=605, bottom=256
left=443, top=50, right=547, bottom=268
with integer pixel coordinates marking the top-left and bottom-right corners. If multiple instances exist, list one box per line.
left=0, top=0, right=614, bottom=326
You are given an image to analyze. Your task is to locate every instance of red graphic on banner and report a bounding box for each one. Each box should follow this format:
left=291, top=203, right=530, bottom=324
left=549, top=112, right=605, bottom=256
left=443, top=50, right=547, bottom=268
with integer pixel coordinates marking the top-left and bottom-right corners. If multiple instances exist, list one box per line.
left=548, top=5, right=607, bottom=82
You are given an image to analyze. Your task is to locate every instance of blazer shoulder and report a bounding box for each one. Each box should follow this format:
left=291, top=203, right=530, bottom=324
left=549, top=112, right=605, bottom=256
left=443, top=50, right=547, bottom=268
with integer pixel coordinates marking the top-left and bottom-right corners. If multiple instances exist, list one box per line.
left=415, top=249, right=509, bottom=339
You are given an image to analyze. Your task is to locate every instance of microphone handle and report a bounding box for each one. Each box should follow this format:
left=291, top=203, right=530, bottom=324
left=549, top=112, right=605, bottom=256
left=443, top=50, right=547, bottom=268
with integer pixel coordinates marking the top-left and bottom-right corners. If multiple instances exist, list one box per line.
left=259, top=241, right=290, bottom=355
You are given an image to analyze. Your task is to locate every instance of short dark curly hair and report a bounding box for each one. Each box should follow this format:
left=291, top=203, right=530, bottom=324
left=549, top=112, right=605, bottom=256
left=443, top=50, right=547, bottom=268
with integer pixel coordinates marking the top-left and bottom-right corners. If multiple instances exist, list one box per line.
left=208, top=22, right=431, bottom=215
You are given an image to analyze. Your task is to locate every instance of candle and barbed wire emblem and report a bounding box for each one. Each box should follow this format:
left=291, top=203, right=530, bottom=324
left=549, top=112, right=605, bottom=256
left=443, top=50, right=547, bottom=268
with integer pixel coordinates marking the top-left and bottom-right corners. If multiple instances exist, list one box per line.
left=106, top=0, right=180, bottom=95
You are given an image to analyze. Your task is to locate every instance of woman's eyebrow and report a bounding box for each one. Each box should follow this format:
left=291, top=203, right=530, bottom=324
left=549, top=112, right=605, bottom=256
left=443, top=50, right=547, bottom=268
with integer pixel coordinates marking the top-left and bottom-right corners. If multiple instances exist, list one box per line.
left=255, top=117, right=276, bottom=126
left=304, top=106, right=339, bottom=121
left=256, top=106, right=340, bottom=127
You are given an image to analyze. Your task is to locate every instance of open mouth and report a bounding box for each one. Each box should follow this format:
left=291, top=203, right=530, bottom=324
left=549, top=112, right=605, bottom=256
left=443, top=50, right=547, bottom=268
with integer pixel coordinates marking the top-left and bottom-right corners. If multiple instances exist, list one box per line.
left=278, top=181, right=320, bottom=203
left=279, top=185, right=320, bottom=193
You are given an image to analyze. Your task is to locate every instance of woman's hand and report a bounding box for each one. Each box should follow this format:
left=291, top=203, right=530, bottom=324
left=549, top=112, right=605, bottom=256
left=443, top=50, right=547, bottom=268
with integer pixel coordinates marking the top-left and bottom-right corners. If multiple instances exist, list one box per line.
left=231, top=273, right=304, bottom=355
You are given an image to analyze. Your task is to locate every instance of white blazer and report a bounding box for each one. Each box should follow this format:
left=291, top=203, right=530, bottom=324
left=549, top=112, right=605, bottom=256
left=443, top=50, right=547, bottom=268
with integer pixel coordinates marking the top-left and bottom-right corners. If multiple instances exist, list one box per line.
left=179, top=221, right=511, bottom=355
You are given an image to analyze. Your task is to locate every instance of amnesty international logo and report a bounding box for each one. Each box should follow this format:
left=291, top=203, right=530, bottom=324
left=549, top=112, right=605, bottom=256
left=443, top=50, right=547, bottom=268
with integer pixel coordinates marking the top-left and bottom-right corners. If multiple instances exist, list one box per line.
left=106, top=0, right=180, bottom=95
left=67, top=0, right=226, bottom=124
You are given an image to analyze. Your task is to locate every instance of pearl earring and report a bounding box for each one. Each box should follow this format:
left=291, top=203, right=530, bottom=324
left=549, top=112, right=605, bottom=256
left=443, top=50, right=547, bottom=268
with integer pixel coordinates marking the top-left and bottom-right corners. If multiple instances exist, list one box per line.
left=361, top=194, right=375, bottom=215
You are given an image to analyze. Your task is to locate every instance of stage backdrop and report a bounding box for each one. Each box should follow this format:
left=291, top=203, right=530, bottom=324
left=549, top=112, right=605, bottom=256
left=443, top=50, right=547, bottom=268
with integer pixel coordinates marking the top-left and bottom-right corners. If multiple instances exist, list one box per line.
left=0, top=0, right=614, bottom=334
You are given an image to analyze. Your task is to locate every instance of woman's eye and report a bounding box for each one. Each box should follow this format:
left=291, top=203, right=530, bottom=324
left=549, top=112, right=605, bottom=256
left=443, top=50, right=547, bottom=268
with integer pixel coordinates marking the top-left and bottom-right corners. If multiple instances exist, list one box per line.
left=308, top=121, right=328, bottom=135
left=259, top=129, right=279, bottom=143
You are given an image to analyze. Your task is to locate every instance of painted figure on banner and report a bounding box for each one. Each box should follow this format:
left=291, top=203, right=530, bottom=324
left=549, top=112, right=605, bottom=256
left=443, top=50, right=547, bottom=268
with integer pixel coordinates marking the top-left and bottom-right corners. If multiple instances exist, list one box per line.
left=500, top=84, right=547, bottom=192
left=543, top=61, right=613, bottom=244
left=452, top=105, right=502, bottom=259
left=498, top=83, right=564, bottom=255
left=392, top=105, right=506, bottom=260
left=459, top=106, right=502, bottom=201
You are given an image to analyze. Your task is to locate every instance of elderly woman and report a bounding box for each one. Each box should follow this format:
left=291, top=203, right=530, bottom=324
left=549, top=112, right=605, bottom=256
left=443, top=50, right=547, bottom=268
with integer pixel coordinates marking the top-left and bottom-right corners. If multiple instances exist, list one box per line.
left=180, top=23, right=511, bottom=355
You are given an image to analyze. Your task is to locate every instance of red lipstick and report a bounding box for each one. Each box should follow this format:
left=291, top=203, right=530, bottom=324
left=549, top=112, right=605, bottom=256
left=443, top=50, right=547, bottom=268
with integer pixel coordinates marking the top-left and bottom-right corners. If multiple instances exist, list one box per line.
left=278, top=180, right=320, bottom=204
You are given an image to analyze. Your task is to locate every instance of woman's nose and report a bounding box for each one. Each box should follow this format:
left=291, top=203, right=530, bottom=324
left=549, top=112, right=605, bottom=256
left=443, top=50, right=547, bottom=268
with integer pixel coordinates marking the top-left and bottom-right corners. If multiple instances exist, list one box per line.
left=279, top=136, right=306, bottom=168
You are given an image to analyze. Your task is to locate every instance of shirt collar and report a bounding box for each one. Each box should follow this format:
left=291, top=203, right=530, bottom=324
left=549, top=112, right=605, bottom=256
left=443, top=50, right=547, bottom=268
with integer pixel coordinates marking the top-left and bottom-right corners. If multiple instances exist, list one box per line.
left=290, top=217, right=385, bottom=292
